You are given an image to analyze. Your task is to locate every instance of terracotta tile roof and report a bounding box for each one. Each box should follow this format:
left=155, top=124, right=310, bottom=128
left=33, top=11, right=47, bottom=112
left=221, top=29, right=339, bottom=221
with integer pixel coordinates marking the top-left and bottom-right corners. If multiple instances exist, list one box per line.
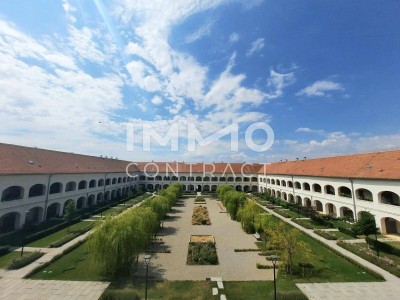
left=135, top=162, right=262, bottom=176
left=0, top=143, right=140, bottom=175
left=259, top=150, right=400, bottom=180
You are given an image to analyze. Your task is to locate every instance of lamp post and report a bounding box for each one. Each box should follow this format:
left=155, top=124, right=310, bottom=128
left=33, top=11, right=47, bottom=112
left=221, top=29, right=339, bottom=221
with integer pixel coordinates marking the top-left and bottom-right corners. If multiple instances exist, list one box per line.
left=270, top=254, right=278, bottom=300
left=144, top=254, right=152, bottom=300
left=21, top=210, right=30, bottom=257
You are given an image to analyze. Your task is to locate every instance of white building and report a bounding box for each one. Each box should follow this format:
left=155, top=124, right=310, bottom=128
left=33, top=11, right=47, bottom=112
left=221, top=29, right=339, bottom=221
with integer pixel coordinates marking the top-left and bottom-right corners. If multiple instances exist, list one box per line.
left=1, top=143, right=399, bottom=234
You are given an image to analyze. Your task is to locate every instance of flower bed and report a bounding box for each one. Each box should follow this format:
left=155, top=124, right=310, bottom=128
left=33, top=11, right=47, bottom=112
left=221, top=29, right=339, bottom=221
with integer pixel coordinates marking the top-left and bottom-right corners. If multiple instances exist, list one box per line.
left=192, top=206, right=211, bottom=225
left=187, top=242, right=219, bottom=265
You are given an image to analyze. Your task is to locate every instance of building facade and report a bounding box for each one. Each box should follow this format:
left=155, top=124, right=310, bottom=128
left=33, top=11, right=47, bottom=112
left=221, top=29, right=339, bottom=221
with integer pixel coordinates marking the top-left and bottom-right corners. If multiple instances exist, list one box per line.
left=1, top=143, right=399, bottom=234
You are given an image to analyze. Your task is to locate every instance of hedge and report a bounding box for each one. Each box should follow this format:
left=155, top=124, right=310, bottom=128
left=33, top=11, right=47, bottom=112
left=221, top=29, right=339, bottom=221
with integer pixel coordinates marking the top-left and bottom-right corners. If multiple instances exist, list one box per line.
left=7, top=251, right=44, bottom=270
left=338, top=226, right=358, bottom=238
left=313, top=230, right=337, bottom=240
left=365, top=236, right=400, bottom=256
left=0, top=245, right=10, bottom=256
left=291, top=218, right=314, bottom=229
left=274, top=210, right=291, bottom=218
left=310, top=214, right=334, bottom=228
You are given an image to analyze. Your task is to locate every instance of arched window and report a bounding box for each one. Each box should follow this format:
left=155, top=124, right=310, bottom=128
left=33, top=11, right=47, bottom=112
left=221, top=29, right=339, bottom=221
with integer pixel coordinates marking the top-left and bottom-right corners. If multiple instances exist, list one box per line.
left=203, top=177, right=210, bottom=182
left=180, top=176, right=187, bottom=181
left=1, top=186, right=24, bottom=201
left=196, top=176, right=202, bottom=181
left=163, top=176, right=170, bottom=181
left=219, top=177, right=226, bottom=182
left=282, top=181, right=286, bottom=187
left=303, top=183, right=310, bottom=191
left=156, top=176, right=162, bottom=181
left=118, top=177, right=122, bottom=183
left=271, top=179, right=275, bottom=184
left=235, top=177, right=242, bottom=182
left=29, top=184, right=46, bottom=197
left=123, top=177, right=127, bottom=183
left=89, top=180, right=96, bottom=188
left=188, top=176, right=194, bottom=181
left=251, top=177, right=258, bottom=182
left=276, top=180, right=281, bottom=186
left=267, top=179, right=270, bottom=184
left=338, top=186, right=352, bottom=198
left=98, top=179, right=105, bottom=186
left=227, top=177, right=234, bottom=182
left=49, top=182, right=62, bottom=194
left=65, top=181, right=76, bottom=192
left=212, top=177, right=218, bottom=181
left=112, top=178, right=117, bottom=184
left=139, top=175, right=146, bottom=181
left=244, top=177, right=250, bottom=182
left=288, top=181, right=293, bottom=188
left=78, top=180, right=87, bottom=190
left=356, top=188, right=373, bottom=202
left=171, top=176, right=178, bottom=181
left=313, top=184, right=322, bottom=193
left=294, top=182, right=301, bottom=189
left=325, top=185, right=335, bottom=195
left=379, top=191, right=400, bottom=206
left=105, top=179, right=111, bottom=185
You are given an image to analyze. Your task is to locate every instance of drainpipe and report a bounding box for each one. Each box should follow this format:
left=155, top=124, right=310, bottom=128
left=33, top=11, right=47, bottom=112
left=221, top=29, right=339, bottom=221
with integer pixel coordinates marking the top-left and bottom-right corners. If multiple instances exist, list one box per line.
left=349, top=178, right=358, bottom=222
left=291, top=175, right=296, bottom=202
left=104, top=173, right=107, bottom=201
left=43, top=174, right=53, bottom=221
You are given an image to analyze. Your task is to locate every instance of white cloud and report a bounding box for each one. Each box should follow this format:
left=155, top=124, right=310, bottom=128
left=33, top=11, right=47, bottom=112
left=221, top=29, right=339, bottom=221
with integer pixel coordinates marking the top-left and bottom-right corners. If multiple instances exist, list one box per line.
left=126, top=60, right=162, bottom=92
left=296, top=80, right=344, bottom=97
left=68, top=26, right=106, bottom=63
left=185, top=19, right=215, bottom=43
left=229, top=32, right=240, bottom=43
left=151, top=96, right=163, bottom=105
left=247, top=38, right=265, bottom=56
left=265, top=69, right=296, bottom=98
left=295, top=127, right=325, bottom=135
left=62, top=0, right=77, bottom=23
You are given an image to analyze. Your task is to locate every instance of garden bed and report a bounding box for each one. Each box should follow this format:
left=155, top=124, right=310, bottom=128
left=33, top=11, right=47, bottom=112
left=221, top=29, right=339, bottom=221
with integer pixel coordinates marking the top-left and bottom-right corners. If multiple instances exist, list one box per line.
left=187, top=241, right=218, bottom=265
left=191, top=206, right=211, bottom=225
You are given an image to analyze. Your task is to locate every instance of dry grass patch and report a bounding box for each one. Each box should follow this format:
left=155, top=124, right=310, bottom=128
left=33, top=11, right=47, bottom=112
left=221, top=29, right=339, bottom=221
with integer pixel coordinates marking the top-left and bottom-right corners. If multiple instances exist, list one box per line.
left=192, top=206, right=211, bottom=225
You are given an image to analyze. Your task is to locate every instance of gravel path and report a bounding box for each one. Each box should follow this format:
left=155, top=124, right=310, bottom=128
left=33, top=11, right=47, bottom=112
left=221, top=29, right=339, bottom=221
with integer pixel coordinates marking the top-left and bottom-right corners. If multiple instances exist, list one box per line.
left=139, top=198, right=274, bottom=281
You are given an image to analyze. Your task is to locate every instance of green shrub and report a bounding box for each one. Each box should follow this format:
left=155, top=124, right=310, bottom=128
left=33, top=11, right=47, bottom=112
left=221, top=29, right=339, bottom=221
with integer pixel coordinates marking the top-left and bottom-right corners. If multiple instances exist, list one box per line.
left=256, top=263, right=273, bottom=269
left=7, top=251, right=44, bottom=270
left=187, top=242, right=218, bottom=265
left=314, top=230, right=338, bottom=240
left=0, top=245, right=10, bottom=256
left=365, top=236, right=400, bottom=256
left=338, top=226, right=358, bottom=238
left=291, top=218, right=313, bottom=229
left=49, top=224, right=94, bottom=248
left=275, top=210, right=290, bottom=218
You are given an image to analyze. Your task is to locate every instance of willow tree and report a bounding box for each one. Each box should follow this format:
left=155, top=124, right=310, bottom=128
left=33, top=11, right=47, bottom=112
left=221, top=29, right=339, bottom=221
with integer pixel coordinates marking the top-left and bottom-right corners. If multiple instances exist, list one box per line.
left=223, top=191, right=246, bottom=220
left=216, top=184, right=234, bottom=198
left=237, top=200, right=260, bottom=233
left=87, top=206, right=158, bottom=276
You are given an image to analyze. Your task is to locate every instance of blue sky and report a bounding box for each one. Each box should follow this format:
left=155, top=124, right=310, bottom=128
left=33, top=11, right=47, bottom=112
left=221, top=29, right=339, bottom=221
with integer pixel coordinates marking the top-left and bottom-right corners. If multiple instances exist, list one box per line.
left=0, top=0, right=399, bottom=163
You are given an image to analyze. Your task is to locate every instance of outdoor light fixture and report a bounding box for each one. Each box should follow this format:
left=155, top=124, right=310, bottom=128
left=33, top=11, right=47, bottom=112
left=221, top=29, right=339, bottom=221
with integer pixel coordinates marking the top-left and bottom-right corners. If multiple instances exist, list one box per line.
left=270, top=254, right=278, bottom=300
left=144, top=254, right=152, bottom=300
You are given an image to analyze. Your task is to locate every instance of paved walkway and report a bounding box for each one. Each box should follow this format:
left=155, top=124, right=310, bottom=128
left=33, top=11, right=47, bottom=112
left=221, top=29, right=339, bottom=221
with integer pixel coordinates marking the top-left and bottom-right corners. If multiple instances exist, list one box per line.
left=0, top=278, right=109, bottom=300
left=257, top=203, right=400, bottom=299
left=136, top=198, right=273, bottom=281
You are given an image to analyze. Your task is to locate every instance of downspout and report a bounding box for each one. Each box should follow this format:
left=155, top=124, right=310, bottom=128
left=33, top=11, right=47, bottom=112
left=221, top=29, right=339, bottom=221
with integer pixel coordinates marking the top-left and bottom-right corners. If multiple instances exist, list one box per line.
left=349, top=178, right=358, bottom=222
left=104, top=173, right=107, bottom=201
left=43, top=174, right=53, bottom=221
left=291, top=175, right=296, bottom=202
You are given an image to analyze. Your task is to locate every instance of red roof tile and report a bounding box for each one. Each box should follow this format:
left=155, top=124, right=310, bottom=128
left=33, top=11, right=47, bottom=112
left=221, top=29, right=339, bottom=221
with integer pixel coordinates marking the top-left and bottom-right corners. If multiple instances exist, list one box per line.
left=0, top=143, right=140, bottom=175
left=258, top=150, right=400, bottom=180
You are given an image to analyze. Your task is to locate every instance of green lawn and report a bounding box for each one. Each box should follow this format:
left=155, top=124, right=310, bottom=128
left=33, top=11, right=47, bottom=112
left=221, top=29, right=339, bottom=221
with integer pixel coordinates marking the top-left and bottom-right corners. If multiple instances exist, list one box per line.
left=0, top=251, right=32, bottom=268
left=27, top=221, right=92, bottom=248
left=31, top=242, right=106, bottom=281
left=102, top=281, right=216, bottom=300
left=284, top=209, right=304, bottom=219
left=331, top=219, right=354, bottom=229
left=294, top=219, right=329, bottom=229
